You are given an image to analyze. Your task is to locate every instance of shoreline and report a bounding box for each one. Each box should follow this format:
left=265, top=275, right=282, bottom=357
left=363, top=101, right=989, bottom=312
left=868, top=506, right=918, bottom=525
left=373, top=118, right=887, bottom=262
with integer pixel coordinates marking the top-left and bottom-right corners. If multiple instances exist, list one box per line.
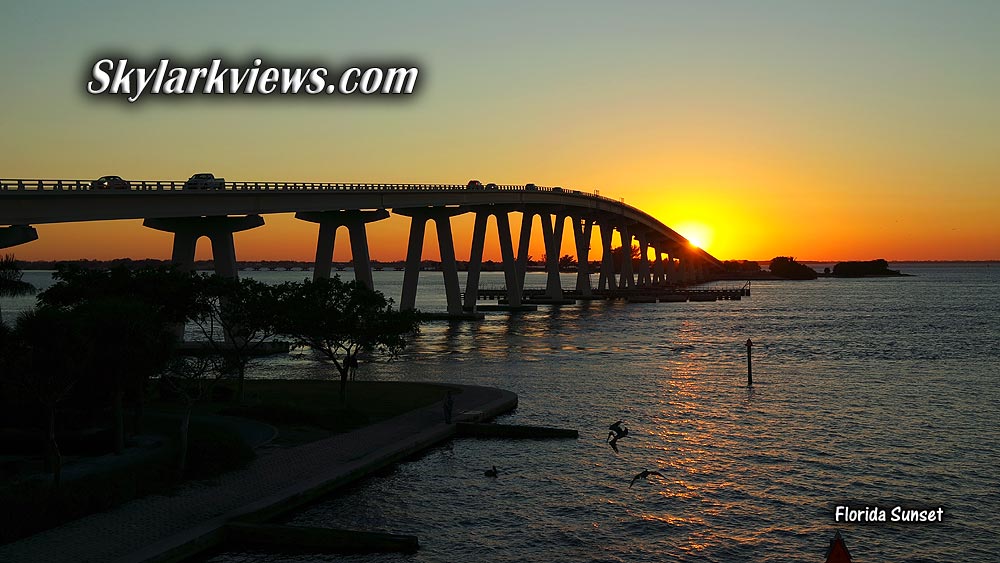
left=0, top=383, right=518, bottom=563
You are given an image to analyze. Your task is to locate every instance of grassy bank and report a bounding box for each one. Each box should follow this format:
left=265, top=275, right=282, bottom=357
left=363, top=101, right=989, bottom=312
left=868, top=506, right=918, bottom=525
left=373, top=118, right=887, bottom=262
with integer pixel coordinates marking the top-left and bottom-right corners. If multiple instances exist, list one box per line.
left=154, top=380, right=456, bottom=445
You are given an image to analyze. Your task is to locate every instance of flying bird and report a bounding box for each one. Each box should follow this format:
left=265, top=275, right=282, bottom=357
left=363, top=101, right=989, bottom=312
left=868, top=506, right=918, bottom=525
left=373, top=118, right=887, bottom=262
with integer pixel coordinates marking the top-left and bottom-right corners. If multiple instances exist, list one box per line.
left=629, top=469, right=665, bottom=488
left=607, top=420, right=629, bottom=453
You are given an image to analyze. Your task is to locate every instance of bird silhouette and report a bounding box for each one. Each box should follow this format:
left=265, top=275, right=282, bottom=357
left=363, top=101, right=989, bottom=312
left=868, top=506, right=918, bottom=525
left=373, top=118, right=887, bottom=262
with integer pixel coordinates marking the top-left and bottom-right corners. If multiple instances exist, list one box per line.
left=629, top=469, right=665, bottom=488
left=484, top=465, right=499, bottom=477
left=607, top=420, right=629, bottom=453
left=607, top=420, right=626, bottom=440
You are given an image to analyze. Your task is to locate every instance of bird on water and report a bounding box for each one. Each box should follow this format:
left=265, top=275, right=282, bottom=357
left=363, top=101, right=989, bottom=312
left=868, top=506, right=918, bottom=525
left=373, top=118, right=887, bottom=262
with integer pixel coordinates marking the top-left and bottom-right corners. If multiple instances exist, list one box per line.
left=484, top=465, right=499, bottom=477
left=629, top=469, right=665, bottom=488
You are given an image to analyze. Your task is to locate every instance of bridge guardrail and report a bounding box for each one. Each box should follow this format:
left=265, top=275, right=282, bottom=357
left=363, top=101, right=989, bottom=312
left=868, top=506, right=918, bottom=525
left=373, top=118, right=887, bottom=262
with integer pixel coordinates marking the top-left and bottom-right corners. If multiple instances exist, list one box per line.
left=0, top=178, right=639, bottom=211
left=0, top=178, right=659, bottom=226
left=0, top=179, right=633, bottom=209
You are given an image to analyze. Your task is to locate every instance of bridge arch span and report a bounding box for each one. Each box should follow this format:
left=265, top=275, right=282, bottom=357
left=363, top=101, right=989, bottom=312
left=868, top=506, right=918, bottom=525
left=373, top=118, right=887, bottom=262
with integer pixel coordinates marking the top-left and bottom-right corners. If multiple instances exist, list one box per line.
left=1, top=180, right=724, bottom=315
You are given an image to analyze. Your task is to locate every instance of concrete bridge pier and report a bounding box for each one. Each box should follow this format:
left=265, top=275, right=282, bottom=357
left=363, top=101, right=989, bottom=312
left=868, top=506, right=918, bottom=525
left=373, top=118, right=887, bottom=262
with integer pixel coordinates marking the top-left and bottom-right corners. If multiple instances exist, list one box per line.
left=395, top=208, right=466, bottom=316
left=464, top=208, right=522, bottom=310
left=144, top=215, right=264, bottom=277
left=636, top=231, right=651, bottom=287
left=680, top=250, right=703, bottom=284
left=692, top=260, right=705, bottom=283
left=617, top=224, right=635, bottom=290
left=295, top=210, right=389, bottom=289
left=597, top=219, right=616, bottom=291
left=571, top=216, right=594, bottom=296
left=540, top=213, right=567, bottom=300
left=676, top=252, right=691, bottom=285
left=0, top=225, right=38, bottom=249
left=515, top=209, right=538, bottom=292
left=652, top=245, right=666, bottom=286
left=464, top=212, right=489, bottom=311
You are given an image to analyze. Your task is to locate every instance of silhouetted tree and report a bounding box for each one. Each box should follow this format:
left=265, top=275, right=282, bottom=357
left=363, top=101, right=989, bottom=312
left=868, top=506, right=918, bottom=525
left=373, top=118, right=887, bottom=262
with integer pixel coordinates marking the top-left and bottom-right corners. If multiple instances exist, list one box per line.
left=4, top=307, right=84, bottom=487
left=39, top=264, right=202, bottom=326
left=768, top=256, right=818, bottom=280
left=192, top=276, right=282, bottom=402
left=610, top=244, right=641, bottom=269
left=161, top=355, right=224, bottom=477
left=73, top=297, right=176, bottom=454
left=38, top=265, right=202, bottom=438
left=540, top=254, right=581, bottom=270
left=722, top=260, right=762, bottom=272
left=276, top=277, right=421, bottom=401
left=0, top=254, right=35, bottom=324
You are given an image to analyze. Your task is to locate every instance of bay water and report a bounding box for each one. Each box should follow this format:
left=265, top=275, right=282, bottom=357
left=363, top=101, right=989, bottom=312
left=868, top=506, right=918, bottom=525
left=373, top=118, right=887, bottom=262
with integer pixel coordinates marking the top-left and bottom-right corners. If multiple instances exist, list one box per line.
left=6, top=264, right=998, bottom=562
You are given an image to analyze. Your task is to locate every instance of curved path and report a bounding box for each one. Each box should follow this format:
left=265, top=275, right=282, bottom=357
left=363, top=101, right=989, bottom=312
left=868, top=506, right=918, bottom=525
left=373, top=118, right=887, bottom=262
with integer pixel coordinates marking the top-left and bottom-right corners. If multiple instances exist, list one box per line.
left=0, top=384, right=517, bottom=563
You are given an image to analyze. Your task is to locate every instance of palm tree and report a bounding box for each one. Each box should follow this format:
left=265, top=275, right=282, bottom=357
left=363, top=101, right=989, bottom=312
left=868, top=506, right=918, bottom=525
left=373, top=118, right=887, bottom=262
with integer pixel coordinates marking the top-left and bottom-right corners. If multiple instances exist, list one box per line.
left=0, top=254, right=35, bottom=324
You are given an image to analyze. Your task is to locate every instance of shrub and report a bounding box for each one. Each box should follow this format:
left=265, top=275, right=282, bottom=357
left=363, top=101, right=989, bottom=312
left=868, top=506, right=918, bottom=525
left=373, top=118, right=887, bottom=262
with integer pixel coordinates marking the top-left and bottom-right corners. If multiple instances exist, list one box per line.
left=183, top=421, right=255, bottom=479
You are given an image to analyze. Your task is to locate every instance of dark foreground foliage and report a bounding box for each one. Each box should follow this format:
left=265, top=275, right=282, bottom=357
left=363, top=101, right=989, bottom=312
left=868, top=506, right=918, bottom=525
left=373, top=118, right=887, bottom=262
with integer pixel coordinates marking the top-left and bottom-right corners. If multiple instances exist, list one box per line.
left=1, top=266, right=422, bottom=543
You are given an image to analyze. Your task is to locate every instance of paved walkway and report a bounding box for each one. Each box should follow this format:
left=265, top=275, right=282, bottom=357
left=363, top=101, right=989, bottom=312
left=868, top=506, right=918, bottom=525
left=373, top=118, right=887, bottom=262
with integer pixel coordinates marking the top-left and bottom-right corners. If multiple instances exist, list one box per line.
left=0, top=384, right=517, bottom=563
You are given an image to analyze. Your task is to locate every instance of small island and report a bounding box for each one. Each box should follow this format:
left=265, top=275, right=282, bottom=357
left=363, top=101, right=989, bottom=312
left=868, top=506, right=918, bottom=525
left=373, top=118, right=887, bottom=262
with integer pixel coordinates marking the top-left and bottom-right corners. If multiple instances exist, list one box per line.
left=768, top=256, right=818, bottom=280
left=830, top=259, right=907, bottom=277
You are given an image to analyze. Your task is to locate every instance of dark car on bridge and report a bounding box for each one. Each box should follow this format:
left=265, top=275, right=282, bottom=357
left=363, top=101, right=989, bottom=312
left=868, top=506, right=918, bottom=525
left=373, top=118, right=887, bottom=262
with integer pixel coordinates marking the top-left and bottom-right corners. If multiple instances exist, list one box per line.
left=525, top=183, right=538, bottom=191
left=485, top=183, right=498, bottom=190
left=467, top=180, right=483, bottom=190
left=184, top=173, right=225, bottom=190
left=91, top=175, right=130, bottom=190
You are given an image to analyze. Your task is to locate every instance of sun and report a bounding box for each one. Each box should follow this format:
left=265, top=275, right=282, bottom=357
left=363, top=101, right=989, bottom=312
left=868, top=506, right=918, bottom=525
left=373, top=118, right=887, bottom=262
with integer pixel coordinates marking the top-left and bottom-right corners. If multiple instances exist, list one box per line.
left=675, top=222, right=713, bottom=250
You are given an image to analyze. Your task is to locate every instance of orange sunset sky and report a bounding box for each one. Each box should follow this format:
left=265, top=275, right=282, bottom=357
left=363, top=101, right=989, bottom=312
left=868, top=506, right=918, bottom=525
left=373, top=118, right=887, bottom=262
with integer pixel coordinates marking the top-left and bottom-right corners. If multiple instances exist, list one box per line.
left=2, top=2, right=998, bottom=262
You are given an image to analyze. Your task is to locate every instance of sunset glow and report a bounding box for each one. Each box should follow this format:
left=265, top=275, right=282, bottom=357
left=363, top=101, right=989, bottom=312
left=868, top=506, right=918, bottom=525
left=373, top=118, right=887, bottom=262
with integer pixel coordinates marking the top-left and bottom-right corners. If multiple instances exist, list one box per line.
left=673, top=222, right=713, bottom=252
left=2, top=3, right=998, bottom=262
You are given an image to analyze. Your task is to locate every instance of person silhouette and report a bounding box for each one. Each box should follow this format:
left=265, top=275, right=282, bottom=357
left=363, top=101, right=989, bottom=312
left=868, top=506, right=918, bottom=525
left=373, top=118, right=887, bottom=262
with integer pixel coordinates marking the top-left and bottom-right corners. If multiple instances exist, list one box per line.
left=607, top=420, right=629, bottom=453
left=443, top=390, right=454, bottom=424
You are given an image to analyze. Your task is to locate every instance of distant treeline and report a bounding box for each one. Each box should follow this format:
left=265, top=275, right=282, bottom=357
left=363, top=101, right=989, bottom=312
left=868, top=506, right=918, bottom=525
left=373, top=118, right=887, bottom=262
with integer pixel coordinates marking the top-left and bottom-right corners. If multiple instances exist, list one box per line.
left=722, top=260, right=762, bottom=272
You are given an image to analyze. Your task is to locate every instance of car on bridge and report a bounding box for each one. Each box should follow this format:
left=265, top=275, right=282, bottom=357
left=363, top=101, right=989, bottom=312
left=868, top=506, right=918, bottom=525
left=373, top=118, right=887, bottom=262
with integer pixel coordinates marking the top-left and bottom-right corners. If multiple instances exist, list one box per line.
left=90, top=175, right=130, bottom=190
left=485, top=182, right=498, bottom=190
left=184, top=173, right=225, bottom=190
left=525, top=183, right=538, bottom=191
left=552, top=186, right=564, bottom=192
left=467, top=179, right=483, bottom=190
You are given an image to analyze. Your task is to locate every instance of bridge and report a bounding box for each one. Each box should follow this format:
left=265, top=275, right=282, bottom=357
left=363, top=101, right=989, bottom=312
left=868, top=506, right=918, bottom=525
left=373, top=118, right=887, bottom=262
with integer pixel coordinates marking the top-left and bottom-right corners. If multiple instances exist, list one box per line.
left=0, top=179, right=725, bottom=316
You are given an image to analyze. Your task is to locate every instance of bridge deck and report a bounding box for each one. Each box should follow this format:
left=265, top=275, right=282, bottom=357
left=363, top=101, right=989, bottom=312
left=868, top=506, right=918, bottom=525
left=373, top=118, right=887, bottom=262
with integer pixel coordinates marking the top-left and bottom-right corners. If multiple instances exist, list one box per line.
left=0, top=178, right=723, bottom=269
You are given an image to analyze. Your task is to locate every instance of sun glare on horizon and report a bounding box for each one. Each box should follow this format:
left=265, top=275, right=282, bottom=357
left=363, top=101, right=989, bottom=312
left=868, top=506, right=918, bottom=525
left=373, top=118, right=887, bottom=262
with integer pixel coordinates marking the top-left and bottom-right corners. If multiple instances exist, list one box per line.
left=675, top=222, right=713, bottom=251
